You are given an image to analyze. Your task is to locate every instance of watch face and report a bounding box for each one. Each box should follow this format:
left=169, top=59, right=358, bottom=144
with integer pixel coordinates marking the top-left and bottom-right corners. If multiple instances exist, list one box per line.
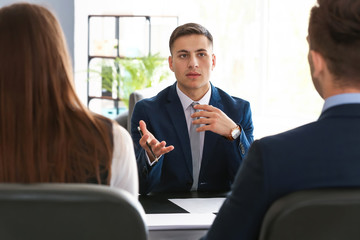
left=232, top=128, right=241, bottom=139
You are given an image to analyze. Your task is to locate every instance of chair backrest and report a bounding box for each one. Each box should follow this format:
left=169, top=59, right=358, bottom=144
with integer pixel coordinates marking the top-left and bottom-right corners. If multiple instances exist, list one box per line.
left=127, top=88, right=154, bottom=131
left=0, top=183, right=148, bottom=240
left=118, top=85, right=164, bottom=132
left=258, top=188, right=360, bottom=240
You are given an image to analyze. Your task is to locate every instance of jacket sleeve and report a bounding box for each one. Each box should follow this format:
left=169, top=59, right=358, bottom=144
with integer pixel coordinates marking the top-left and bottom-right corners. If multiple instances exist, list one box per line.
left=237, top=100, right=254, bottom=158
left=130, top=100, right=164, bottom=195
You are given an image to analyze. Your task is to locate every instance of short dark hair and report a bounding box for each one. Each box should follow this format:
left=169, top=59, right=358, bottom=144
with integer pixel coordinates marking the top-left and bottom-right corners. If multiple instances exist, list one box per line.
left=308, top=0, right=360, bottom=84
left=169, top=23, right=213, bottom=54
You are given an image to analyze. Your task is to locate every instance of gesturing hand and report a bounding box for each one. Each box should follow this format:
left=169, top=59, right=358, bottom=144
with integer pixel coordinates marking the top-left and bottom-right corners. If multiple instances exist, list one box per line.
left=138, top=120, right=174, bottom=163
left=191, top=104, right=238, bottom=137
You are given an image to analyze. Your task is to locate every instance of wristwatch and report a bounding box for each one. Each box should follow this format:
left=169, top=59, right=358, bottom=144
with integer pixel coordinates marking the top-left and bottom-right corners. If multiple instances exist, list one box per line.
left=227, top=125, right=241, bottom=141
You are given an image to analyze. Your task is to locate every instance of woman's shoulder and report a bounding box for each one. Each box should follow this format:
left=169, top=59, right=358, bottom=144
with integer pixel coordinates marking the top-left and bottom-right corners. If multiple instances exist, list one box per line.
left=112, top=121, right=131, bottom=141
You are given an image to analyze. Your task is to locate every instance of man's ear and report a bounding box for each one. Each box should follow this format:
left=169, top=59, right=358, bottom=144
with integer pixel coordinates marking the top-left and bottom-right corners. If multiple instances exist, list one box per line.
left=211, top=54, right=216, bottom=70
left=168, top=56, right=174, bottom=72
left=310, top=50, right=325, bottom=78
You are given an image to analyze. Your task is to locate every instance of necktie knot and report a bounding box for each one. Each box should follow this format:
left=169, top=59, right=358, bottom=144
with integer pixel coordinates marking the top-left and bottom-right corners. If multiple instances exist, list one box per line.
left=191, top=102, right=200, bottom=118
left=191, top=101, right=199, bottom=109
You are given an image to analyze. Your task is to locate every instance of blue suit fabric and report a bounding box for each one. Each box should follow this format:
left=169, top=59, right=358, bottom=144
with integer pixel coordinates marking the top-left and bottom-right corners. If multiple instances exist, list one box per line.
left=131, top=82, right=254, bottom=195
left=203, top=103, right=360, bottom=240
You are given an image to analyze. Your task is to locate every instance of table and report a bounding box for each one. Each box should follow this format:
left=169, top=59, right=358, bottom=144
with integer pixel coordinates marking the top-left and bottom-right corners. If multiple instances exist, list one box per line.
left=139, top=191, right=228, bottom=240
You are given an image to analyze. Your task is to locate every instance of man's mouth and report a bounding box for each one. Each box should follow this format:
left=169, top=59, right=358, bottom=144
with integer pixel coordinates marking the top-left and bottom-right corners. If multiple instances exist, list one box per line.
left=186, top=72, right=201, bottom=78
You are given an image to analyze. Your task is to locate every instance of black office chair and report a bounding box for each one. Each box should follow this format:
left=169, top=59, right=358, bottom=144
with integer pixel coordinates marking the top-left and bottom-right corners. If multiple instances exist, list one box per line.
left=0, top=183, right=147, bottom=240
left=258, top=188, right=360, bottom=240
left=115, top=85, right=163, bottom=132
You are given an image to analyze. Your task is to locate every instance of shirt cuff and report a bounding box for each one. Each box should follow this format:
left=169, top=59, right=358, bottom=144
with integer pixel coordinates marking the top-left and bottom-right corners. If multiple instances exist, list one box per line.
left=146, top=152, right=161, bottom=166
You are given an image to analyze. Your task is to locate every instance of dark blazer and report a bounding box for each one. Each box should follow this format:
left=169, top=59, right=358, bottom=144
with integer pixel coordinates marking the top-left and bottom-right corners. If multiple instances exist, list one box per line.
left=203, top=103, right=360, bottom=240
left=131, top=82, right=254, bottom=195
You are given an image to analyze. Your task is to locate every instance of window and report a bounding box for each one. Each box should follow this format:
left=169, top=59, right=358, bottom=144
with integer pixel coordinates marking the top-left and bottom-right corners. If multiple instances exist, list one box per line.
left=74, top=0, right=320, bottom=138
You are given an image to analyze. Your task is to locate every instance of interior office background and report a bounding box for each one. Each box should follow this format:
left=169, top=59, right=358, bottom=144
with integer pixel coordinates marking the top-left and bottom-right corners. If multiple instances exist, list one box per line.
left=1, top=0, right=321, bottom=140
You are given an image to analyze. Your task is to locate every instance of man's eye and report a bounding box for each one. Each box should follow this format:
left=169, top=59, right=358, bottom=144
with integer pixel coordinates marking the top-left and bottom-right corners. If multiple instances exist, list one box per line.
left=179, top=54, right=187, bottom=58
left=198, top=53, right=206, bottom=57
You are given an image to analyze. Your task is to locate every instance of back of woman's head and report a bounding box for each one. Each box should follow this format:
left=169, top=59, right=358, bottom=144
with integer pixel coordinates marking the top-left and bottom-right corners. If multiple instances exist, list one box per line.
left=0, top=3, right=74, bottom=107
left=0, top=3, right=113, bottom=183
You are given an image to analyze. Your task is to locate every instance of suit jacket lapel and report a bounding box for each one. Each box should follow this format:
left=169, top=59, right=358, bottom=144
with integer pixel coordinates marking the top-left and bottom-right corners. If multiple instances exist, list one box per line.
left=165, top=83, right=193, bottom=175
left=202, top=84, right=223, bottom=169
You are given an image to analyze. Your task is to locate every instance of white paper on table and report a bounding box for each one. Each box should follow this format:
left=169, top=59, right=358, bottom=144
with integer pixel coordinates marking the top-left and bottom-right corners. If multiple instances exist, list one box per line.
left=146, top=213, right=217, bottom=230
left=169, top=198, right=226, bottom=214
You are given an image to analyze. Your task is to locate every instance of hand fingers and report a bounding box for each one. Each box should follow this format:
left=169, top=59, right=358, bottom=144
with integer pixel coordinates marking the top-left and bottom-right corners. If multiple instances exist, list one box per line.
left=191, top=105, right=222, bottom=119
left=192, top=117, right=211, bottom=127
left=151, top=141, right=174, bottom=156
left=195, top=124, right=213, bottom=132
left=158, top=145, right=175, bottom=155
left=150, top=140, right=170, bottom=151
left=138, top=121, right=158, bottom=151
left=139, top=133, right=151, bottom=148
left=191, top=110, right=215, bottom=119
left=138, top=120, right=175, bottom=156
left=193, top=104, right=213, bottom=111
left=139, top=120, right=148, bottom=134
left=139, top=120, right=156, bottom=141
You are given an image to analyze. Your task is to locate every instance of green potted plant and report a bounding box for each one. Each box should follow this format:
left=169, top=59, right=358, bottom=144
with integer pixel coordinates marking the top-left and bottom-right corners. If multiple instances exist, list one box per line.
left=100, top=65, right=115, bottom=97
left=88, top=59, right=120, bottom=99
left=116, top=53, right=170, bottom=107
left=89, top=52, right=170, bottom=108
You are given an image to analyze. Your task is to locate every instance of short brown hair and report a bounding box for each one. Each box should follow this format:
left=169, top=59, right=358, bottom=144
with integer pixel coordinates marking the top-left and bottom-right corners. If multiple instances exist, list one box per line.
left=308, top=0, right=360, bottom=84
left=169, top=23, right=213, bottom=54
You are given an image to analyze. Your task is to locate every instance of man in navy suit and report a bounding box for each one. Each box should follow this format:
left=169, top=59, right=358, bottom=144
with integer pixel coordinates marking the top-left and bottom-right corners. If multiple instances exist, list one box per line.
left=202, top=0, right=360, bottom=239
left=131, top=23, right=254, bottom=195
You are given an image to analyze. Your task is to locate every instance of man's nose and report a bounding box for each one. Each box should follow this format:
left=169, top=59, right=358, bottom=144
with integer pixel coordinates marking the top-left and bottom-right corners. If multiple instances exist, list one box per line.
left=188, top=55, right=199, bottom=68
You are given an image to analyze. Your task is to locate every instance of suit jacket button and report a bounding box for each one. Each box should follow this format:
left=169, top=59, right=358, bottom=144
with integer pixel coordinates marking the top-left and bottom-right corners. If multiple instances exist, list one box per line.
left=240, top=144, right=245, bottom=155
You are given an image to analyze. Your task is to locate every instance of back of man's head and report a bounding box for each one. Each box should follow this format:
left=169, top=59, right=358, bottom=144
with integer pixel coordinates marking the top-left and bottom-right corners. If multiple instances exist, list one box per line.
left=308, top=0, right=360, bottom=85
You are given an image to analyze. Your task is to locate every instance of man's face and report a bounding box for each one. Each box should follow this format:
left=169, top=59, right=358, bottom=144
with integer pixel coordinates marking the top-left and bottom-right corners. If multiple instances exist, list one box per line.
left=168, top=34, right=215, bottom=97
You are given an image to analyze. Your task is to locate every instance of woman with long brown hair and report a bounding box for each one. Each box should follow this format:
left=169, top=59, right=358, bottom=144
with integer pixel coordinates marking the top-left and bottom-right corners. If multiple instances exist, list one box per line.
left=0, top=3, right=138, bottom=197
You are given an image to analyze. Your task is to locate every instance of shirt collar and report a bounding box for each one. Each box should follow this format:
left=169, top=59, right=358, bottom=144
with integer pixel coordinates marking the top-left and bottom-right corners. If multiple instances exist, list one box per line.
left=322, top=93, right=360, bottom=112
left=176, top=83, right=212, bottom=111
